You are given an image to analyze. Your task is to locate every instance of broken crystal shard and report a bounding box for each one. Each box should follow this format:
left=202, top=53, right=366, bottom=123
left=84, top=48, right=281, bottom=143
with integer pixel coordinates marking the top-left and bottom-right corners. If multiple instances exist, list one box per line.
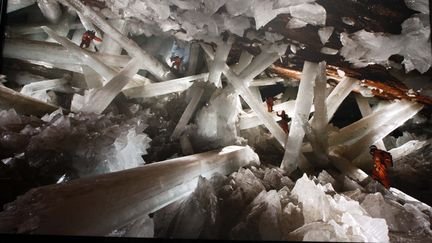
left=320, top=47, right=338, bottom=55
left=289, top=3, right=326, bottom=26
left=281, top=61, right=318, bottom=173
left=318, top=26, right=334, bottom=44
left=0, top=146, right=259, bottom=235
left=0, top=85, right=59, bottom=116
left=232, top=168, right=266, bottom=204
left=111, top=127, right=151, bottom=172
left=286, top=18, right=308, bottom=29
left=258, top=190, right=283, bottom=240
left=20, top=78, right=74, bottom=95
left=340, top=16, right=431, bottom=74
left=340, top=212, right=389, bottom=242
left=291, top=174, right=332, bottom=223
left=167, top=176, right=218, bottom=238
left=388, top=140, right=428, bottom=160
left=361, top=192, right=429, bottom=234
left=253, top=0, right=287, bottom=29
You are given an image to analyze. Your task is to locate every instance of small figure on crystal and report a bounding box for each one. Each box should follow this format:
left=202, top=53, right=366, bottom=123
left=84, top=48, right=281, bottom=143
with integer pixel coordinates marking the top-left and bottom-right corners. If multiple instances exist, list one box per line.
left=80, top=30, right=102, bottom=49
left=369, top=145, right=393, bottom=189
left=276, top=110, right=290, bottom=134
left=170, top=55, right=184, bottom=71
left=266, top=96, right=276, bottom=112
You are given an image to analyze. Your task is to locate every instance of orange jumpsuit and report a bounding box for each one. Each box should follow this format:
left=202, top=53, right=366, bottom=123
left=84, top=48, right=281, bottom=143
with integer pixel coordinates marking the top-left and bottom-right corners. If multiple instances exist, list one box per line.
left=266, top=97, right=275, bottom=112
left=80, top=30, right=102, bottom=48
left=276, top=111, right=289, bottom=134
left=370, top=148, right=393, bottom=189
left=171, top=56, right=183, bottom=70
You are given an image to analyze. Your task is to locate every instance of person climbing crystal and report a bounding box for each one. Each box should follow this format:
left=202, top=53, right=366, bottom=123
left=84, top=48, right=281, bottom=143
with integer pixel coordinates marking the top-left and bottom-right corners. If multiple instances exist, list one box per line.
left=80, top=30, right=102, bottom=49
left=276, top=110, right=290, bottom=134
left=266, top=96, right=276, bottom=112
left=170, top=55, right=183, bottom=71
left=369, top=145, right=393, bottom=189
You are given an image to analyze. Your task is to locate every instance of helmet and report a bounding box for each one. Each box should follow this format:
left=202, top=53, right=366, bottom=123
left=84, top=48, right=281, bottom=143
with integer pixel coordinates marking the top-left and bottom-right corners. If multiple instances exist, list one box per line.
left=369, top=145, right=377, bottom=155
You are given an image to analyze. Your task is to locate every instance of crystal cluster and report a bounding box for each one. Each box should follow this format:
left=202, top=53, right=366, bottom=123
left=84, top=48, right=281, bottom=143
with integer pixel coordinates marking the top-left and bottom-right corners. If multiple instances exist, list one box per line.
left=154, top=165, right=432, bottom=241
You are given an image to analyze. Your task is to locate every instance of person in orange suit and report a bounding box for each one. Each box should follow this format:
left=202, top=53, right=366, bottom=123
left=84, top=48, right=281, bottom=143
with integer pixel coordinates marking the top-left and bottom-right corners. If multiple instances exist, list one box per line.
left=266, top=96, right=276, bottom=112
left=369, top=145, right=393, bottom=189
left=80, top=30, right=102, bottom=49
left=276, top=110, right=290, bottom=134
left=170, top=55, right=183, bottom=71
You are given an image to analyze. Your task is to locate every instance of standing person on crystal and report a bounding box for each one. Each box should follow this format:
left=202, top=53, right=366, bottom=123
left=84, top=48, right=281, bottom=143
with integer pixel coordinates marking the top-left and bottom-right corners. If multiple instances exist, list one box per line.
left=80, top=30, right=103, bottom=49
left=369, top=145, right=393, bottom=189
left=276, top=110, right=290, bottom=134
left=266, top=96, right=276, bottom=112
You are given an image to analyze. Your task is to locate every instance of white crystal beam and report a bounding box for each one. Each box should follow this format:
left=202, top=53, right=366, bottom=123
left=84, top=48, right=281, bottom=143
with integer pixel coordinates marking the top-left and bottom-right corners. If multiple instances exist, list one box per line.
left=239, top=100, right=301, bottom=130
left=80, top=57, right=143, bottom=114
left=208, top=38, right=234, bottom=88
left=0, top=85, right=59, bottom=116
left=250, top=77, right=284, bottom=87
left=7, top=0, right=35, bottom=13
left=42, top=26, right=114, bottom=86
left=3, top=39, right=131, bottom=69
left=239, top=44, right=287, bottom=86
left=201, top=43, right=287, bottom=146
left=58, top=0, right=174, bottom=81
left=0, top=146, right=259, bottom=235
left=310, top=61, right=329, bottom=163
left=325, top=76, right=359, bottom=122
left=388, top=140, right=429, bottom=160
left=171, top=87, right=205, bottom=140
left=37, top=0, right=62, bottom=23
left=281, top=61, right=318, bottom=173
left=20, top=78, right=74, bottom=95
left=343, top=102, right=423, bottom=160
left=329, top=100, right=413, bottom=147
left=355, top=94, right=386, bottom=150
left=8, top=22, right=84, bottom=36
left=99, top=19, right=126, bottom=55
left=122, top=73, right=208, bottom=99
left=232, top=50, right=254, bottom=74
left=186, top=43, right=200, bottom=76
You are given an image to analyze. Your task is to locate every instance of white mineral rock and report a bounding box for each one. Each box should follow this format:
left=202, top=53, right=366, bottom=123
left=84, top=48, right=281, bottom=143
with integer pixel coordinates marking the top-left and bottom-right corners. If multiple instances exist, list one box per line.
left=281, top=61, right=318, bottom=173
